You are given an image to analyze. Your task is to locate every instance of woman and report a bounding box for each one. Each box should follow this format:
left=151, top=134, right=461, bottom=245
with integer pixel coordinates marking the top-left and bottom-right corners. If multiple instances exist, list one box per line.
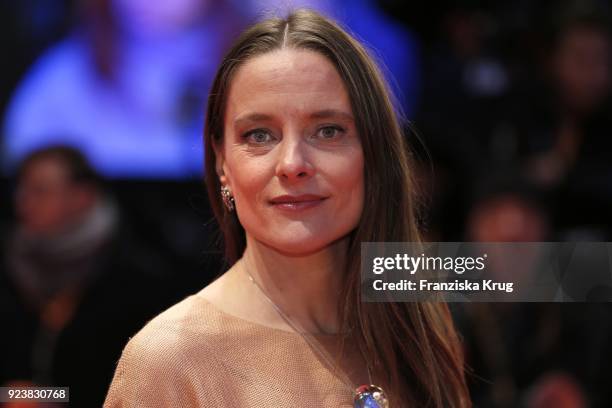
left=104, top=9, right=470, bottom=407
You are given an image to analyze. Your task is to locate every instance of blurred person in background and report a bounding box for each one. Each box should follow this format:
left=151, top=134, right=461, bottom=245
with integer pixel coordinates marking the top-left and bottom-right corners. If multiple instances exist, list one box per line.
left=415, top=2, right=612, bottom=241
left=0, top=146, right=177, bottom=407
left=527, top=10, right=611, bottom=187
left=454, top=172, right=612, bottom=407
left=2, top=0, right=244, bottom=178
left=510, top=7, right=612, bottom=239
left=414, top=2, right=512, bottom=240
left=466, top=173, right=551, bottom=243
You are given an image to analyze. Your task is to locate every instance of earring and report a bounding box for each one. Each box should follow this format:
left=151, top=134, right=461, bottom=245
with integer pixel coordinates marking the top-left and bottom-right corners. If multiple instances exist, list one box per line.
left=221, top=185, right=235, bottom=211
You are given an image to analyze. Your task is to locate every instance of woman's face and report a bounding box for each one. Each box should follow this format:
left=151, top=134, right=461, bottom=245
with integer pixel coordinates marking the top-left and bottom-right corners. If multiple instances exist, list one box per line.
left=217, top=49, right=364, bottom=256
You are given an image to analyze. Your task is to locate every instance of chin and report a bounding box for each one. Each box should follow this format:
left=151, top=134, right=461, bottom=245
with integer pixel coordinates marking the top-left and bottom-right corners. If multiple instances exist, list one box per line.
left=263, top=239, right=328, bottom=257
left=259, top=232, right=350, bottom=258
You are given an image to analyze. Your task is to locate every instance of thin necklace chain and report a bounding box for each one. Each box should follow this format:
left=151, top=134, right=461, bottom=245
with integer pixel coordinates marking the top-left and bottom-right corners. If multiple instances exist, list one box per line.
left=242, top=265, right=373, bottom=395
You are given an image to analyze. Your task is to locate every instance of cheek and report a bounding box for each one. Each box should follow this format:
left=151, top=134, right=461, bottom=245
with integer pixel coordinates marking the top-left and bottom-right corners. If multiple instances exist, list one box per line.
left=330, top=151, right=365, bottom=215
left=225, top=153, right=271, bottom=209
left=342, top=150, right=364, bottom=191
left=350, top=168, right=366, bottom=220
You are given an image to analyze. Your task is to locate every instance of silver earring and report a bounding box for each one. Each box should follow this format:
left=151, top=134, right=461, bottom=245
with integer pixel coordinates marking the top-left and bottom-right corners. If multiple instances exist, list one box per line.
left=221, top=185, right=235, bottom=211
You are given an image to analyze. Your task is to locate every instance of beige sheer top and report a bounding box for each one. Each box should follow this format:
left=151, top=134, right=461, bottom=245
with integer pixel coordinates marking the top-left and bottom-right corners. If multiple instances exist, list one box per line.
left=103, top=289, right=363, bottom=407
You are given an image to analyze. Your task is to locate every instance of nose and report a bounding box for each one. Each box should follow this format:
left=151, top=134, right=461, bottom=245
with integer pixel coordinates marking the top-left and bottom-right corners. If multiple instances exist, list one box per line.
left=275, top=136, right=315, bottom=182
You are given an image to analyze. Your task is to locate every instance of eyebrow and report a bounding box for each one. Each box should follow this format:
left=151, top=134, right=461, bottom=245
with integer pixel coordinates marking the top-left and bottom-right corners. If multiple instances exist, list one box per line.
left=233, top=109, right=354, bottom=127
left=309, top=109, right=354, bottom=121
left=233, top=113, right=272, bottom=127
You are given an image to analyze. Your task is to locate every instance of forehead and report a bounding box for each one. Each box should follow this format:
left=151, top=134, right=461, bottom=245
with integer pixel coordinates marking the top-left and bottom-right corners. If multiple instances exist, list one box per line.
left=225, top=49, right=352, bottom=120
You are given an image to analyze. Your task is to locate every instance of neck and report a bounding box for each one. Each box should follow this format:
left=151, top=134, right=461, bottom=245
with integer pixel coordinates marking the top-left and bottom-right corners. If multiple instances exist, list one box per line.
left=240, top=234, right=349, bottom=334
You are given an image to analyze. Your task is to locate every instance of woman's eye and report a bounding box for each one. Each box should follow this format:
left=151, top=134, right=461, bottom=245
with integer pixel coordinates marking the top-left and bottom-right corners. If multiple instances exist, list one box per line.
left=244, top=129, right=273, bottom=144
left=317, top=125, right=345, bottom=140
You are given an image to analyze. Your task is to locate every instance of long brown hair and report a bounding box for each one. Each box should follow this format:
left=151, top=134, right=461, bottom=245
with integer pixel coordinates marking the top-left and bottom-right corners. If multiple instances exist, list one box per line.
left=204, top=9, right=470, bottom=407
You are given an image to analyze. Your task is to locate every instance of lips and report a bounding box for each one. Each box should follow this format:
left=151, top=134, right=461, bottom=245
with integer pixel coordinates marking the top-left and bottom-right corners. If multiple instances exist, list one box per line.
left=269, top=194, right=328, bottom=211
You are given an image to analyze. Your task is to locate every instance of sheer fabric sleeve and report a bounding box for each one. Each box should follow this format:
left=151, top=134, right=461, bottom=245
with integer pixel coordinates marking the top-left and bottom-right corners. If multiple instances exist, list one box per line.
left=103, top=324, right=235, bottom=408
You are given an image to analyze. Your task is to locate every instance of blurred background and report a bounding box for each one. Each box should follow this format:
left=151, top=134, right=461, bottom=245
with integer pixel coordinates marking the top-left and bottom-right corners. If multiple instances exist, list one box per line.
left=0, top=0, right=611, bottom=407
